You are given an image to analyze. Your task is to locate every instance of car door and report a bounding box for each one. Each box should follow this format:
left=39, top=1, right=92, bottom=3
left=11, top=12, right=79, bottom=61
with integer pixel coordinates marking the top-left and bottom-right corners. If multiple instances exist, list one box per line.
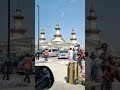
left=48, top=49, right=52, bottom=57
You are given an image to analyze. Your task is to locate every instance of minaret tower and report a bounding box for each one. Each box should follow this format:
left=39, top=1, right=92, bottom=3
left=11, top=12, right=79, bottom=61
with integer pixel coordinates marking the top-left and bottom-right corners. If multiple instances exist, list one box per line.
left=39, top=28, right=46, bottom=43
left=55, top=21, right=61, bottom=36
left=86, top=0, right=101, bottom=40
left=11, top=0, right=26, bottom=39
left=70, top=28, right=77, bottom=44
left=51, top=21, right=65, bottom=43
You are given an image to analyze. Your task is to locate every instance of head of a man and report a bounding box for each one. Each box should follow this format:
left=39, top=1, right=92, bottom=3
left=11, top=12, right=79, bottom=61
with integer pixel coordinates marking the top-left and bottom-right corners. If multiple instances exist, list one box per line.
left=100, top=43, right=108, bottom=51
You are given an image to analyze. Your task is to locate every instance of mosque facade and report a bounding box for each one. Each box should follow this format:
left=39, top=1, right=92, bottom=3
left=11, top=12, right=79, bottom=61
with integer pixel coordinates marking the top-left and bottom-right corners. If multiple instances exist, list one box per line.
left=37, top=22, right=79, bottom=51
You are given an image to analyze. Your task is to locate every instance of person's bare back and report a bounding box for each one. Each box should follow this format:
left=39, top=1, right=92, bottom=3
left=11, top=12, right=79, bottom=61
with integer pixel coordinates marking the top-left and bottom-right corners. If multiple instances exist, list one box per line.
left=23, top=57, right=32, bottom=70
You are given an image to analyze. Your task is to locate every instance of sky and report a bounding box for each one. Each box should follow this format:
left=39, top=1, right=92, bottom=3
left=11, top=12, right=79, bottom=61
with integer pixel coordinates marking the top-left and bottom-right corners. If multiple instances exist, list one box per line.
left=35, top=0, right=85, bottom=48
left=1, top=0, right=119, bottom=51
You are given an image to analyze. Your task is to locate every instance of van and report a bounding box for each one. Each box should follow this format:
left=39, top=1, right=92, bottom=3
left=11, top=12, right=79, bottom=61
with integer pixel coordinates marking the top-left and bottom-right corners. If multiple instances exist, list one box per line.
left=48, top=48, right=59, bottom=57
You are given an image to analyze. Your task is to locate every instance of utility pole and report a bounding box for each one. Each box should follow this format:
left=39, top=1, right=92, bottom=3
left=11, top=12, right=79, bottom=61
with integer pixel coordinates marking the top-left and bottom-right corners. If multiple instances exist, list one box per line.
left=35, top=4, right=40, bottom=60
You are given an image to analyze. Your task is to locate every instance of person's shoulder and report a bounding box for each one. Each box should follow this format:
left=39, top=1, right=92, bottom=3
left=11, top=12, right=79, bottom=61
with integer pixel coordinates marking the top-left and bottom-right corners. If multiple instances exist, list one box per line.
left=25, top=57, right=31, bottom=60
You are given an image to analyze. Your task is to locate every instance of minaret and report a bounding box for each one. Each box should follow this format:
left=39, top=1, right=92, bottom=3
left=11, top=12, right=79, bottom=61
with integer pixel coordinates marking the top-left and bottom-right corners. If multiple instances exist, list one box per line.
left=39, top=28, right=46, bottom=43
left=86, top=0, right=101, bottom=40
left=70, top=28, right=77, bottom=44
left=55, top=21, right=60, bottom=35
left=11, top=0, right=26, bottom=39
left=51, top=21, right=65, bottom=43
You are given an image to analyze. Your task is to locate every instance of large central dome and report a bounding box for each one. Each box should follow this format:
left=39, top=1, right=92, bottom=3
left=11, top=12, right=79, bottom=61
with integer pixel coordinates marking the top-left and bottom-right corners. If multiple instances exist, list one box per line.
left=51, top=22, right=65, bottom=43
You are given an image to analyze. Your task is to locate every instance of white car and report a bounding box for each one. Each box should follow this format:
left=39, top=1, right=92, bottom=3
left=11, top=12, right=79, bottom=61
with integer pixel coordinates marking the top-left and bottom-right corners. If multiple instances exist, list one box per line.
left=48, top=48, right=59, bottom=57
left=58, top=51, right=68, bottom=59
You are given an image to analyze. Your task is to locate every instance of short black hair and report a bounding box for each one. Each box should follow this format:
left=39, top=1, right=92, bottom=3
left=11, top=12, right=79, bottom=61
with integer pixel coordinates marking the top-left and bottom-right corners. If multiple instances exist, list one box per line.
left=100, top=43, right=108, bottom=48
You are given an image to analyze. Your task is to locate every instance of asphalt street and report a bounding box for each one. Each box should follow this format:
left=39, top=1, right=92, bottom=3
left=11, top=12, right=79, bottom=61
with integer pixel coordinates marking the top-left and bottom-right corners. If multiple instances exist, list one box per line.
left=35, top=57, right=85, bottom=90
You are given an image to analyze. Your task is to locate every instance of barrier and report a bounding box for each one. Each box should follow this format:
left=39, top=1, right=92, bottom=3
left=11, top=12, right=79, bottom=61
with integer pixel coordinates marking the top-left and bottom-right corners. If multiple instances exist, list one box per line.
left=67, top=61, right=81, bottom=84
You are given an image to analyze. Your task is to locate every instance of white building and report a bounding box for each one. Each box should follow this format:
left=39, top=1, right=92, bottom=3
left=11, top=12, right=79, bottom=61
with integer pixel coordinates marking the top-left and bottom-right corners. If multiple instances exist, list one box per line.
left=38, top=22, right=79, bottom=51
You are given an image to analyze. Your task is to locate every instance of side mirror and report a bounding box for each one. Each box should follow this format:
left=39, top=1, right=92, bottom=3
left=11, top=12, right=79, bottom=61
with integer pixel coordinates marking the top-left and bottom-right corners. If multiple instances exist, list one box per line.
left=35, top=66, right=54, bottom=90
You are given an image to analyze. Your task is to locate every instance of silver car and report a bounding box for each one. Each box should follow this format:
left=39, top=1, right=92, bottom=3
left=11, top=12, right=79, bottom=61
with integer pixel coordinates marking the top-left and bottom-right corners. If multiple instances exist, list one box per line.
left=58, top=51, right=68, bottom=59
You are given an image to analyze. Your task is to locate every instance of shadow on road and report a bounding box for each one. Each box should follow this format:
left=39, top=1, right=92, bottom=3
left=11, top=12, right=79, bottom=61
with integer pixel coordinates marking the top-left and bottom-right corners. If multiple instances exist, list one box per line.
left=64, top=76, right=68, bottom=83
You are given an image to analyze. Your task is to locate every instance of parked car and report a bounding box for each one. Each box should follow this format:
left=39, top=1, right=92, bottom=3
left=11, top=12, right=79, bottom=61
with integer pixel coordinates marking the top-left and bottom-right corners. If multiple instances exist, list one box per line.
left=48, top=48, right=59, bottom=57
left=42, top=48, right=59, bottom=57
left=58, top=51, right=68, bottom=59
left=35, top=66, right=54, bottom=90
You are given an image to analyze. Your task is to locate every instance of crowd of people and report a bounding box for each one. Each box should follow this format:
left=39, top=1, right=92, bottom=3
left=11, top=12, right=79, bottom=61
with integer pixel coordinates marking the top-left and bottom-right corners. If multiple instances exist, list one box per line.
left=68, top=45, right=85, bottom=77
left=86, top=43, right=120, bottom=85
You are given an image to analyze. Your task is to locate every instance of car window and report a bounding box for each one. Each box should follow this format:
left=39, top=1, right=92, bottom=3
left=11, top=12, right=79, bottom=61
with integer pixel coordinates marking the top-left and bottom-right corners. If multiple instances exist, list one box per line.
left=52, top=49, right=58, bottom=52
left=60, top=51, right=68, bottom=53
left=49, top=49, right=51, bottom=52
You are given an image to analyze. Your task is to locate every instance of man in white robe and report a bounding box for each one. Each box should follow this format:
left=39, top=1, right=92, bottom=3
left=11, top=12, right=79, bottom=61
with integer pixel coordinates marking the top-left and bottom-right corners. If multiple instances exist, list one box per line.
left=68, top=48, right=73, bottom=60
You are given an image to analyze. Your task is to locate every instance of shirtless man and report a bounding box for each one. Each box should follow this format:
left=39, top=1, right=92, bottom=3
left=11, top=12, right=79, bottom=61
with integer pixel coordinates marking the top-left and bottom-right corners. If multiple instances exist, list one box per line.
left=22, top=53, right=32, bottom=83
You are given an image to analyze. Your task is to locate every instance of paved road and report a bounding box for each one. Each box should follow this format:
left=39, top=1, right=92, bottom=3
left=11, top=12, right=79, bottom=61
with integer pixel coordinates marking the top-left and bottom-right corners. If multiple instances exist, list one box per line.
left=0, top=74, right=35, bottom=90
left=35, top=57, right=85, bottom=90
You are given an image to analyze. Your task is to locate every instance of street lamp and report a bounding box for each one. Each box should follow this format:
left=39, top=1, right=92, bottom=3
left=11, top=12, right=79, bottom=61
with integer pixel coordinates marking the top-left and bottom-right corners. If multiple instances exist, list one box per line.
left=35, top=4, right=40, bottom=60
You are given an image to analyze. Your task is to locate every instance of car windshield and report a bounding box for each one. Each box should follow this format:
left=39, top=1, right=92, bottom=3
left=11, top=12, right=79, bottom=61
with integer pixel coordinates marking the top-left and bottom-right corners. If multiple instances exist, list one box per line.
left=60, top=51, right=68, bottom=53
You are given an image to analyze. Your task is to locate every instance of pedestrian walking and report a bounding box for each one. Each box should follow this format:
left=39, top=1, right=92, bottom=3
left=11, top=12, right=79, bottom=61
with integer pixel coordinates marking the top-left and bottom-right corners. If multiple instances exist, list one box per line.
left=73, top=48, right=76, bottom=60
left=74, top=49, right=78, bottom=61
left=43, top=49, right=49, bottom=61
left=2, top=58, right=11, bottom=80
left=77, top=47, right=82, bottom=65
left=68, top=48, right=73, bottom=60
left=22, top=53, right=32, bottom=83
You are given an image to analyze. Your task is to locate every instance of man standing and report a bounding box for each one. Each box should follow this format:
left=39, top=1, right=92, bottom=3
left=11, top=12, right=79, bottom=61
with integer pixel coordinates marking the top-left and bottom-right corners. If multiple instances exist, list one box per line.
left=43, top=49, right=49, bottom=61
left=23, top=53, right=32, bottom=83
left=68, top=48, right=73, bottom=60
left=3, top=58, right=11, bottom=80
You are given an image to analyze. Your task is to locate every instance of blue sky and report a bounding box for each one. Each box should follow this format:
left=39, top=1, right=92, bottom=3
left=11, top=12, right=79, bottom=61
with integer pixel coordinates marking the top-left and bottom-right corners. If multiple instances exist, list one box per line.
left=35, top=0, right=85, bottom=48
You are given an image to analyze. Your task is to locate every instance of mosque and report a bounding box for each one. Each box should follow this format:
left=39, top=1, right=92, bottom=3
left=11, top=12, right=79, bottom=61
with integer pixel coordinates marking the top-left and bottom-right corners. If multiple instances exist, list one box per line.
left=37, top=22, right=79, bottom=51
left=0, top=0, right=81, bottom=56
left=86, top=0, right=120, bottom=59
